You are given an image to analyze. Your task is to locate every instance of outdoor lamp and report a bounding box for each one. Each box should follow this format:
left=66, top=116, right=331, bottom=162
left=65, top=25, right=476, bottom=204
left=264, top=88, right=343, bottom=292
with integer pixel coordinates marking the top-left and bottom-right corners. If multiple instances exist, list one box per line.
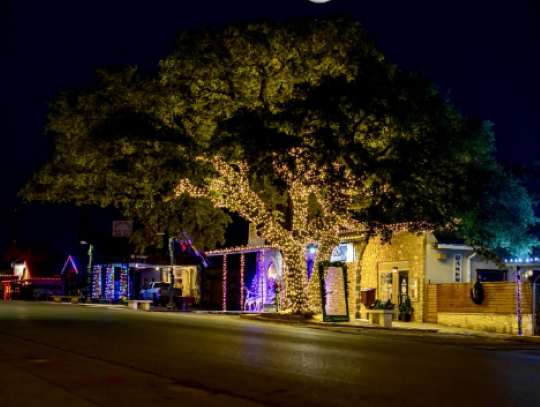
left=392, top=267, right=398, bottom=274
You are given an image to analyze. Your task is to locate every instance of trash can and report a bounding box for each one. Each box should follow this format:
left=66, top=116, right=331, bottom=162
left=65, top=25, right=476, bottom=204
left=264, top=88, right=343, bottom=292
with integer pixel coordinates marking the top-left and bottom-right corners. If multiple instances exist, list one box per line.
left=174, top=296, right=189, bottom=311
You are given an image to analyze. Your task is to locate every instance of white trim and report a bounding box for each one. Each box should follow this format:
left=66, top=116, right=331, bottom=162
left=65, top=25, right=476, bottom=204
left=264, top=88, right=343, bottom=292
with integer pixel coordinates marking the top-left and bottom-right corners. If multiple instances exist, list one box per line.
left=437, top=244, right=474, bottom=251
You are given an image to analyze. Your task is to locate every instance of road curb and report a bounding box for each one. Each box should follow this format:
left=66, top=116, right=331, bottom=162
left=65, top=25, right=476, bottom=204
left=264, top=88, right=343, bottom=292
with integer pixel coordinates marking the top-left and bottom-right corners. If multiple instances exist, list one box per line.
left=239, top=314, right=438, bottom=333
left=239, top=314, right=540, bottom=343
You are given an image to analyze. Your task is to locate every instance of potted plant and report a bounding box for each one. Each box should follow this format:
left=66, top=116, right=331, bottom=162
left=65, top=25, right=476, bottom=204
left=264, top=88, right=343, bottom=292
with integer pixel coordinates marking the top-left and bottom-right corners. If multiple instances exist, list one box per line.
left=398, top=297, right=414, bottom=322
left=371, top=299, right=395, bottom=310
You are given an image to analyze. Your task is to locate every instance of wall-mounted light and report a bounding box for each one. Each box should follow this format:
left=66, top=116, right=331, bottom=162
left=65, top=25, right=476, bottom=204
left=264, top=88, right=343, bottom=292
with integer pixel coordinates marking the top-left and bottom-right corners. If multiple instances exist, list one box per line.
left=392, top=267, right=398, bottom=274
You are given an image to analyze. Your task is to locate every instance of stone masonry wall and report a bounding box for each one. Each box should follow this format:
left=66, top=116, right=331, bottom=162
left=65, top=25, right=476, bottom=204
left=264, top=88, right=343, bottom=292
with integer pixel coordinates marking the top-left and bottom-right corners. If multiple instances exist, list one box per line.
left=437, top=313, right=534, bottom=336
left=355, top=232, right=427, bottom=322
left=345, top=260, right=356, bottom=319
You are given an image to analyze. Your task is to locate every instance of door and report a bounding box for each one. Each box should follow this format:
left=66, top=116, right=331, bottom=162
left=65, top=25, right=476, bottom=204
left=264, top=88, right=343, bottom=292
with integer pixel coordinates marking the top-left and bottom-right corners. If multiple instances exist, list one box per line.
left=398, top=271, right=409, bottom=305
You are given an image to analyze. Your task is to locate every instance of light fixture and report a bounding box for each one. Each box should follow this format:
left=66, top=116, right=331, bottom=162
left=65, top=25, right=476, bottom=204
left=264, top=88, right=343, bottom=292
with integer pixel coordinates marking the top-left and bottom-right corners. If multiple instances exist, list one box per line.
left=392, top=267, right=398, bottom=274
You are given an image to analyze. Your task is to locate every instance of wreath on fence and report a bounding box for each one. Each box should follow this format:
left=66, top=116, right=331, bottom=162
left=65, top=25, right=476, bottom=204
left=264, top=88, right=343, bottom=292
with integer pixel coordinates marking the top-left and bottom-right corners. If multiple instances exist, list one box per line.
left=470, top=280, right=484, bottom=305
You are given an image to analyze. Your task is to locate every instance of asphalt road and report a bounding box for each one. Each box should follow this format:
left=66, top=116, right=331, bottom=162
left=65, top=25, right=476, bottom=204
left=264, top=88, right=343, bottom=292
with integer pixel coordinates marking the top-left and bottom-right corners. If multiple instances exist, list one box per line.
left=0, top=301, right=539, bottom=407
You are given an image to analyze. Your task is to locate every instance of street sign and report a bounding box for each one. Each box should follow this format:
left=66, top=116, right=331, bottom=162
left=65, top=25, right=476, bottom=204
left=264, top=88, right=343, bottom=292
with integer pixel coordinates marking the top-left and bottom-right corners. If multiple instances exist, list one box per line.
left=112, top=221, right=132, bottom=237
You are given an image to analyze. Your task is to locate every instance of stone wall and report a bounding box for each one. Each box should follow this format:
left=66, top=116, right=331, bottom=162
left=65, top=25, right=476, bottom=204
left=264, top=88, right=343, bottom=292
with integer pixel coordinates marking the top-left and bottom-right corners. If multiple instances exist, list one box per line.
left=354, top=232, right=427, bottom=322
left=345, top=260, right=356, bottom=319
left=437, top=312, right=534, bottom=336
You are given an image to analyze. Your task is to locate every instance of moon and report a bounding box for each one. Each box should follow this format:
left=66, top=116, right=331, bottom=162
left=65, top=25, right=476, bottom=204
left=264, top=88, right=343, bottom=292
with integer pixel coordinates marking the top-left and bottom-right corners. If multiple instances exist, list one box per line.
left=308, top=0, right=332, bottom=3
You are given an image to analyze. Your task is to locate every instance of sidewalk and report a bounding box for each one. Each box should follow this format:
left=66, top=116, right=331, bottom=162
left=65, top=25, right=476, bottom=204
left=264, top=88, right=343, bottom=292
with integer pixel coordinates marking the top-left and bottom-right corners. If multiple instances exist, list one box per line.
left=240, top=313, right=540, bottom=344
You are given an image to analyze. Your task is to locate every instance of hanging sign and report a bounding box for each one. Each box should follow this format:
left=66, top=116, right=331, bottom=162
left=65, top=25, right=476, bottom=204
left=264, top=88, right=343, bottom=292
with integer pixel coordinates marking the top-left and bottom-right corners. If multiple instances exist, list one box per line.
left=319, top=261, right=349, bottom=322
left=330, top=243, right=355, bottom=263
left=113, top=221, right=132, bottom=237
left=454, top=254, right=462, bottom=283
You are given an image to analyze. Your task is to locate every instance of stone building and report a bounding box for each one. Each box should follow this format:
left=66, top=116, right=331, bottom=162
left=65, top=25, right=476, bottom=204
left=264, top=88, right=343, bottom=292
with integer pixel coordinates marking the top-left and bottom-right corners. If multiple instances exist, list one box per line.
left=338, top=231, right=502, bottom=323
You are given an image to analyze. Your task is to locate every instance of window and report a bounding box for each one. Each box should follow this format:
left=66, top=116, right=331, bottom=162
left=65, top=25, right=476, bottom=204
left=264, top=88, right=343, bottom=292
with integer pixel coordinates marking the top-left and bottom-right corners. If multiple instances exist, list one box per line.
left=476, top=269, right=505, bottom=282
left=398, top=271, right=408, bottom=305
left=380, top=273, right=393, bottom=302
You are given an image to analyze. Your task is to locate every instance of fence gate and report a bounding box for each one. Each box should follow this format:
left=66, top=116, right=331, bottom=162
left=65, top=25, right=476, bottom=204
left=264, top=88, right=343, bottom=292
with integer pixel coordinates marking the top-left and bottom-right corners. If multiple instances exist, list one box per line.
left=426, top=284, right=438, bottom=323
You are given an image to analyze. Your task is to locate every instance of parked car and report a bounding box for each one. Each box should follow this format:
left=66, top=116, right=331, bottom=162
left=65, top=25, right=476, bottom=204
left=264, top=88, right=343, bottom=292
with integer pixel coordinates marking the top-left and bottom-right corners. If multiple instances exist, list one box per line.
left=138, top=282, right=180, bottom=306
left=33, top=284, right=62, bottom=301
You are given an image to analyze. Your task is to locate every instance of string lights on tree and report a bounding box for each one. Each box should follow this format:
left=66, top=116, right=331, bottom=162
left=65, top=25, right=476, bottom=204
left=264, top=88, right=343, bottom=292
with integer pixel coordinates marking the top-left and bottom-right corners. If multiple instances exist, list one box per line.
left=175, top=147, right=432, bottom=314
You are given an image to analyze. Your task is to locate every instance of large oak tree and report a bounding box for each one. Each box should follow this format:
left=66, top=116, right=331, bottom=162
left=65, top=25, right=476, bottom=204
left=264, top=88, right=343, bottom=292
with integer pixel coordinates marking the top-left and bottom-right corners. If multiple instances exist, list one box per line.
left=21, top=16, right=537, bottom=312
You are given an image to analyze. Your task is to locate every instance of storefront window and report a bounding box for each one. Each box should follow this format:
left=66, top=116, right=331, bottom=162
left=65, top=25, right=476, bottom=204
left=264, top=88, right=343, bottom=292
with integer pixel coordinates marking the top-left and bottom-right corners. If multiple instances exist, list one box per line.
left=380, top=272, right=393, bottom=302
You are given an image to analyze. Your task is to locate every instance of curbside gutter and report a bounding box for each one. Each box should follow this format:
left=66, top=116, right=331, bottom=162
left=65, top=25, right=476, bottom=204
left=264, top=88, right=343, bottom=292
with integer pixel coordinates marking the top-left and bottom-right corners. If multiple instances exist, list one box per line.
left=239, top=314, right=438, bottom=333
left=239, top=313, right=540, bottom=344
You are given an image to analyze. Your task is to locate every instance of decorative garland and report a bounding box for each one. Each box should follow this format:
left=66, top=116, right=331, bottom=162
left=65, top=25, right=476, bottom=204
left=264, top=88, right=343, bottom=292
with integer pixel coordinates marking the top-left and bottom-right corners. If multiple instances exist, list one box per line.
left=318, top=261, right=349, bottom=321
left=470, top=280, right=484, bottom=305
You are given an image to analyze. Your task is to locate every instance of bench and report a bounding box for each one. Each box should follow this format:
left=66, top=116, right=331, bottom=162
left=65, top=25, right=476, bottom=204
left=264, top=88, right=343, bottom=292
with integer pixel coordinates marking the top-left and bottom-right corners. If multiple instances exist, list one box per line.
left=127, top=300, right=152, bottom=311
left=51, top=295, right=81, bottom=304
left=365, top=309, right=398, bottom=328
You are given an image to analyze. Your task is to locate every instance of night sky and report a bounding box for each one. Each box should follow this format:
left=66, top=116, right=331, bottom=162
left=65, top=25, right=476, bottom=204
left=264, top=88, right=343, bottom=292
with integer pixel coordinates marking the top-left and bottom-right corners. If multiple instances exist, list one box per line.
left=1, top=0, right=539, bottom=263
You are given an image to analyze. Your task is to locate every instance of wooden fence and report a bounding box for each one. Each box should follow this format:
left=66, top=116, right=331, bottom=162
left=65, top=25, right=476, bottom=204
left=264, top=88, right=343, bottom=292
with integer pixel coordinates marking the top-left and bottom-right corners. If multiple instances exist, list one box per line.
left=426, top=282, right=532, bottom=323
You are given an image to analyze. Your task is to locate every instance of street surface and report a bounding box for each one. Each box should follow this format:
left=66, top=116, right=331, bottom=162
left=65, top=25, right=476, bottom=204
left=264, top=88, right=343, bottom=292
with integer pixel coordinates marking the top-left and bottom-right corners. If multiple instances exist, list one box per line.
left=0, top=301, right=539, bottom=407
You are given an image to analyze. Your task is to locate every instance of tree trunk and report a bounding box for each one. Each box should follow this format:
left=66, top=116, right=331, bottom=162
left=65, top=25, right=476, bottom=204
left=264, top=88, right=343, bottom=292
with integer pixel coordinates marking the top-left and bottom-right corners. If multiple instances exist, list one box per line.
left=281, top=244, right=309, bottom=314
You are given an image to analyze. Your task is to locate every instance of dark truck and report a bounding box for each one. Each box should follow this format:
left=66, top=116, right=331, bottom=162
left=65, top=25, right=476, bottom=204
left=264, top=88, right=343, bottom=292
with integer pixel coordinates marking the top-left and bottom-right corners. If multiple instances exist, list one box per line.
left=138, top=282, right=181, bottom=306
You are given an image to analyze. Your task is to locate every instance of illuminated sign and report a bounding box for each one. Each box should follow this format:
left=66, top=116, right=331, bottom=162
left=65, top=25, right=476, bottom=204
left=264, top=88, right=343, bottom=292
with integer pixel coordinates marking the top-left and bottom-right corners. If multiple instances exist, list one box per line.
left=330, top=243, right=355, bottom=263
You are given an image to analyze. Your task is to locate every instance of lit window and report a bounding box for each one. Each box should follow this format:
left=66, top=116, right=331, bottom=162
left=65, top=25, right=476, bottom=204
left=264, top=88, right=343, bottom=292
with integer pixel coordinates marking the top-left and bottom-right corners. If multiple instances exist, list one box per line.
left=380, top=273, right=393, bottom=302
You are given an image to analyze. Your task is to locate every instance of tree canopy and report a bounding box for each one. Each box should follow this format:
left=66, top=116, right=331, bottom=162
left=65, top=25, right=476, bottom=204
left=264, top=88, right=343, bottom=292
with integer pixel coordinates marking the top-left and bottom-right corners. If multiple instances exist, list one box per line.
left=21, top=15, right=537, bottom=263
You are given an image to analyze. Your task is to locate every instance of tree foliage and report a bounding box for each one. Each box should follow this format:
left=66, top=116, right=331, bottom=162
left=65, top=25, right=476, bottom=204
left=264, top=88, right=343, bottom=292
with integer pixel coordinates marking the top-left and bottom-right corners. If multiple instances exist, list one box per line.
left=20, top=67, right=230, bottom=251
left=21, top=15, right=537, bottom=264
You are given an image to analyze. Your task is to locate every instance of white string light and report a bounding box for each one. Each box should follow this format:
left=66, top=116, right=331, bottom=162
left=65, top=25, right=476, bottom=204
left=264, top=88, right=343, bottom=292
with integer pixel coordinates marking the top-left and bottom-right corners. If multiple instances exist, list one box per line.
left=176, top=149, right=433, bottom=313
left=222, top=254, right=227, bottom=311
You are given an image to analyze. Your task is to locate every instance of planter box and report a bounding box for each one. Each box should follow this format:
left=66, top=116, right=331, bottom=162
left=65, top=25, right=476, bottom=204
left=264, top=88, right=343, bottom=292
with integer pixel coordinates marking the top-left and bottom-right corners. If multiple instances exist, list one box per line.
left=365, top=309, right=398, bottom=328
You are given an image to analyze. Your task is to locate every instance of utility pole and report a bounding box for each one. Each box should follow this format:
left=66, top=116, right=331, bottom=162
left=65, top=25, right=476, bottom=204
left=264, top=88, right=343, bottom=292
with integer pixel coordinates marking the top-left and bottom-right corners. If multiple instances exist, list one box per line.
left=168, top=236, right=175, bottom=310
